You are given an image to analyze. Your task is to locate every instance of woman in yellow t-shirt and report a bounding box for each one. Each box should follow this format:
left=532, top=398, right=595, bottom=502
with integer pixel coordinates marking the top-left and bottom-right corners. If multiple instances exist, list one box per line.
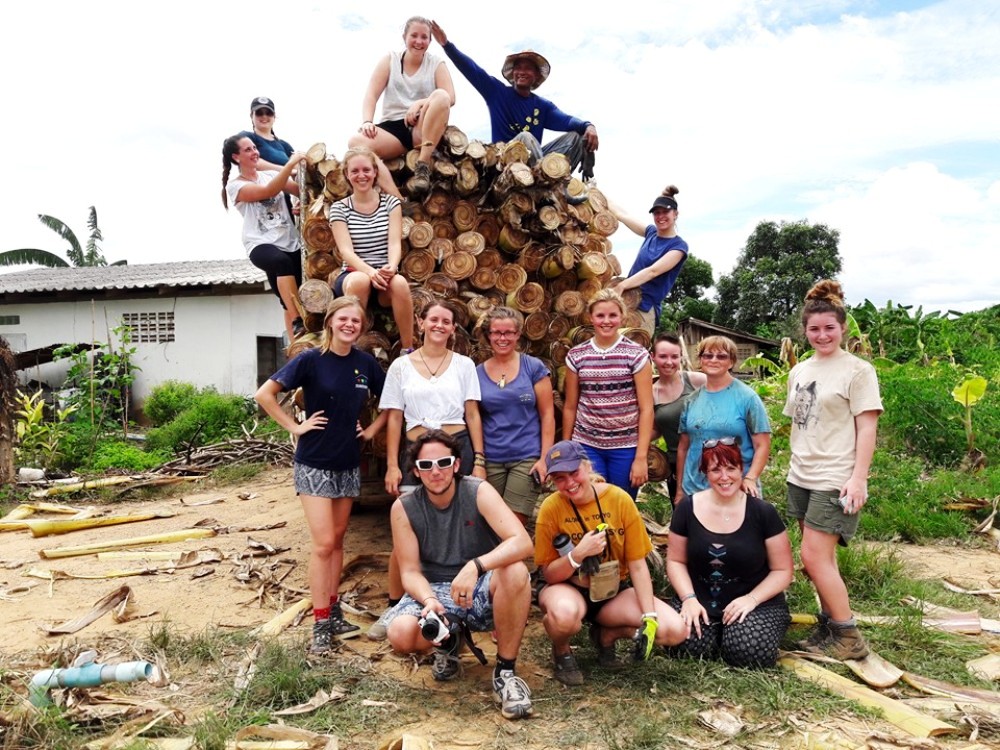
left=534, top=440, right=686, bottom=686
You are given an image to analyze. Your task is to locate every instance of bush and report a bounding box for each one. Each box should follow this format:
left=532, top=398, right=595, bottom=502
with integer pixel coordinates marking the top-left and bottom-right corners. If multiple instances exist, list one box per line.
left=144, top=380, right=200, bottom=426
left=80, top=441, right=170, bottom=473
left=145, top=389, right=256, bottom=454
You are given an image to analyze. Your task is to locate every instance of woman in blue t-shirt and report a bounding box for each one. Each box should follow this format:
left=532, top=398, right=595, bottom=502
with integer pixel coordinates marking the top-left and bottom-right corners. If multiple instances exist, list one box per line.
left=255, top=295, right=388, bottom=655
left=239, top=97, right=295, bottom=170
left=475, top=307, right=555, bottom=525
left=608, top=185, right=689, bottom=336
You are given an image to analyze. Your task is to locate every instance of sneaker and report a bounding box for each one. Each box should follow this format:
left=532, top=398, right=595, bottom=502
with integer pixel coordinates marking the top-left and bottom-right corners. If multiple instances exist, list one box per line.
left=367, top=606, right=394, bottom=641
left=309, top=619, right=332, bottom=655
left=329, top=602, right=361, bottom=640
left=589, top=623, right=624, bottom=670
left=407, top=162, right=432, bottom=196
left=431, top=635, right=462, bottom=682
left=493, top=671, right=533, bottom=720
left=552, top=650, right=584, bottom=686
left=821, top=624, right=870, bottom=660
left=292, top=317, right=306, bottom=338
left=797, top=613, right=831, bottom=652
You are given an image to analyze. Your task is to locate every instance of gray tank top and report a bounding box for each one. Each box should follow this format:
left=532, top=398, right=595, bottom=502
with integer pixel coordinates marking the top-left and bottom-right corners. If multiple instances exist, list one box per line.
left=401, top=477, right=500, bottom=582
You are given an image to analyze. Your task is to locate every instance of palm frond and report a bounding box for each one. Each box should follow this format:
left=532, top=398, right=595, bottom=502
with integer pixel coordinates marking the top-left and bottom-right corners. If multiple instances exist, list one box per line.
left=37, top=213, right=83, bottom=265
left=0, top=249, right=71, bottom=268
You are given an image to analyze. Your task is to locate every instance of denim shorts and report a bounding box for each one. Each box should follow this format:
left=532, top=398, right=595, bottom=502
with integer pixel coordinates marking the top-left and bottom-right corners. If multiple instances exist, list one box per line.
left=391, top=571, right=495, bottom=632
left=787, top=482, right=858, bottom=545
left=294, top=462, right=361, bottom=499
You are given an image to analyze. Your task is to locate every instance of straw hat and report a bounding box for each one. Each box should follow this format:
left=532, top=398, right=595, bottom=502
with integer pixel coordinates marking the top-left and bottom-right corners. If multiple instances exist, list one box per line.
left=501, top=50, right=551, bottom=89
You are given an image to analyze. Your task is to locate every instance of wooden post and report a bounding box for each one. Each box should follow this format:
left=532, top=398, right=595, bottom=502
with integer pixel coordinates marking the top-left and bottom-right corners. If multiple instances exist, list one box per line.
left=0, top=337, right=16, bottom=484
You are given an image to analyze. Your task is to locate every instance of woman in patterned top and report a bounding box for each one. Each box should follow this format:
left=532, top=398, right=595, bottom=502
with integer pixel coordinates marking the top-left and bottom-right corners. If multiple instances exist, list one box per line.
left=329, top=146, right=414, bottom=350
left=667, top=439, right=793, bottom=667
left=562, top=288, right=653, bottom=499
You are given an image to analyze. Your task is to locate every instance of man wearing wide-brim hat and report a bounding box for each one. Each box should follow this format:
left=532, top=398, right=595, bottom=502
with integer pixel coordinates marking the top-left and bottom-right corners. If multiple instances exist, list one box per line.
left=431, top=21, right=598, bottom=178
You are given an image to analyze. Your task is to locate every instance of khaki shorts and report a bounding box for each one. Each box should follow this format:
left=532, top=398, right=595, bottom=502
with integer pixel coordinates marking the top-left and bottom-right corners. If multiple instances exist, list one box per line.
left=486, top=459, right=542, bottom=517
left=786, top=482, right=858, bottom=546
left=637, top=307, right=656, bottom=337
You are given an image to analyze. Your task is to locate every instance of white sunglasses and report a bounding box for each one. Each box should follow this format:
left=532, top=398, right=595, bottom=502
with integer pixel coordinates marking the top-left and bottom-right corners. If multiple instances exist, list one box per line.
left=415, top=455, right=458, bottom=471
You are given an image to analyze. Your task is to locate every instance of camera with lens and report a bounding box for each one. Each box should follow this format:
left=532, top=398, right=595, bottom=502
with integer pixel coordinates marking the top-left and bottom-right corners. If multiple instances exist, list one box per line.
left=418, top=610, right=453, bottom=645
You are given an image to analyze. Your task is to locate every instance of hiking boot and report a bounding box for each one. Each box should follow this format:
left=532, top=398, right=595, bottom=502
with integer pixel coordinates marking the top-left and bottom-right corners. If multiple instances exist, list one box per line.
left=822, top=624, right=870, bottom=660
left=309, top=619, right=332, bottom=655
left=589, top=623, right=625, bottom=670
left=493, top=671, right=533, bottom=720
left=407, top=162, right=432, bottom=196
left=796, top=613, right=831, bottom=652
left=552, top=650, right=584, bottom=686
left=431, top=635, right=462, bottom=681
left=329, top=602, right=360, bottom=640
left=366, top=605, right=394, bottom=641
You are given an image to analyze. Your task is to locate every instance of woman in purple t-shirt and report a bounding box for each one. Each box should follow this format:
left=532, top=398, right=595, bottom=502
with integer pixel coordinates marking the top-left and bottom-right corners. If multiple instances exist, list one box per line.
left=476, top=307, right=555, bottom=525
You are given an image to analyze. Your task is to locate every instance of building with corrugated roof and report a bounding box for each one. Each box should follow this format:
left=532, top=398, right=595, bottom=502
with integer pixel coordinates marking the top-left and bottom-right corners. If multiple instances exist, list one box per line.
left=0, top=260, right=288, bottom=412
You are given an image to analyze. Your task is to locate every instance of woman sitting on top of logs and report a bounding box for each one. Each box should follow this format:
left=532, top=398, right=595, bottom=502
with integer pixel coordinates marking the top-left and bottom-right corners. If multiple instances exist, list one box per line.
left=329, top=146, right=414, bottom=352
left=609, top=186, right=689, bottom=337
left=349, top=15, right=456, bottom=198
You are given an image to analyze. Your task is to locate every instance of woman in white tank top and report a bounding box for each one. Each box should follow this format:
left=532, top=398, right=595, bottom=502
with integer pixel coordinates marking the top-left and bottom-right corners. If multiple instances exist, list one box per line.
left=348, top=16, right=456, bottom=197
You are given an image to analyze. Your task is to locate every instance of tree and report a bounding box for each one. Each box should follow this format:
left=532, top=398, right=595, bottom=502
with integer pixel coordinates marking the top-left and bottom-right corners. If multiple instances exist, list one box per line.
left=0, top=207, right=126, bottom=268
left=714, top=220, right=842, bottom=338
left=657, top=255, right=716, bottom=332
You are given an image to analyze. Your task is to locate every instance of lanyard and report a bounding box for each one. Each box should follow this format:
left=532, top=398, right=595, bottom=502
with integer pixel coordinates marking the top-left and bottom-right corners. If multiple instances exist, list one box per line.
left=567, top=485, right=609, bottom=562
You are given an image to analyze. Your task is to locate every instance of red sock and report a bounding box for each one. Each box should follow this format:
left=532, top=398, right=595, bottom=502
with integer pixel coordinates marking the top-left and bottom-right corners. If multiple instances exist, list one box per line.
left=329, top=594, right=338, bottom=607
left=314, top=607, right=331, bottom=622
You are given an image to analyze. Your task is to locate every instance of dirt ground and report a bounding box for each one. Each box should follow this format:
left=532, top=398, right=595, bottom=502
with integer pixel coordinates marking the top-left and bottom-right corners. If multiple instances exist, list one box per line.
left=2, top=468, right=999, bottom=749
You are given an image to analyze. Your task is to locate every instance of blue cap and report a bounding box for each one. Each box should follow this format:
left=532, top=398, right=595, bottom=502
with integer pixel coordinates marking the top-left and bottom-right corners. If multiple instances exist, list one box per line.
left=545, top=440, right=587, bottom=474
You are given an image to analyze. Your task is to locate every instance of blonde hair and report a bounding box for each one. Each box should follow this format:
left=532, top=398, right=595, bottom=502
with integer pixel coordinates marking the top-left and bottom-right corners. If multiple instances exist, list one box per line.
left=403, top=16, right=432, bottom=35
left=341, top=146, right=379, bottom=187
left=320, top=296, right=367, bottom=354
left=802, top=279, right=847, bottom=326
left=696, top=335, right=738, bottom=364
left=587, top=288, right=626, bottom=317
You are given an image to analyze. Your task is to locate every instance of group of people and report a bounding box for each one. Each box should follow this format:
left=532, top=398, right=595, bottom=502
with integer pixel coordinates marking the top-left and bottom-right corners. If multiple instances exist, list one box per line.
left=252, top=276, right=881, bottom=720
left=230, top=14, right=883, bottom=723
left=221, top=16, right=690, bottom=346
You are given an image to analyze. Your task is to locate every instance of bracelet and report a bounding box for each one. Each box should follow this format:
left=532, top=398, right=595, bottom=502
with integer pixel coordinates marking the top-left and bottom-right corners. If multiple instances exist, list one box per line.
left=681, top=593, right=697, bottom=602
left=473, top=557, right=485, bottom=577
left=473, top=451, right=485, bottom=458
left=641, top=611, right=659, bottom=620
left=747, top=593, right=759, bottom=605
left=423, top=595, right=439, bottom=606
left=566, top=551, right=582, bottom=570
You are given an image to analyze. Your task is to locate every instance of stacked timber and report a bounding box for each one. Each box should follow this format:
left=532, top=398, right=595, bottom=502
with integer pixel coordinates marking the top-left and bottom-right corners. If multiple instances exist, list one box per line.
left=296, top=125, right=646, bottom=388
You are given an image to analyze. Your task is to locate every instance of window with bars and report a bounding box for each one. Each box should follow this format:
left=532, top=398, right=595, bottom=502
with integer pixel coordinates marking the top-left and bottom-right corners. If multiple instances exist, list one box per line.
left=122, top=312, right=175, bottom=343
left=0, top=315, right=20, bottom=325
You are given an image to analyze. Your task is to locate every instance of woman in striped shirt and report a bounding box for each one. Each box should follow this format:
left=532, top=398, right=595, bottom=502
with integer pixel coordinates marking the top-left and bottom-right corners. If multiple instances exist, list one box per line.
left=562, top=289, right=653, bottom=499
left=329, top=146, right=414, bottom=351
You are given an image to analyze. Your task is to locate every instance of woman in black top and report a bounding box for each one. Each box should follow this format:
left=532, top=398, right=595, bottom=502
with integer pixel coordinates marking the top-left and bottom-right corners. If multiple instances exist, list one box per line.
left=666, top=438, right=793, bottom=667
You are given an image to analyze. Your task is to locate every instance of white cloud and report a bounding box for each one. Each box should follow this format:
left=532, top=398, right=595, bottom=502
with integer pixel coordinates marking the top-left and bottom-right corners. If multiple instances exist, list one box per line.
left=2, top=0, right=998, bottom=314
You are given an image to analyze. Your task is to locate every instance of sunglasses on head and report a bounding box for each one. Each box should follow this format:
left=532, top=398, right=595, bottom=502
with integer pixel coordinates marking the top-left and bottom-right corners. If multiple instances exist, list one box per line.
left=699, top=352, right=729, bottom=360
left=415, top=455, right=457, bottom=471
left=703, top=437, right=738, bottom=449
left=254, top=109, right=274, bottom=117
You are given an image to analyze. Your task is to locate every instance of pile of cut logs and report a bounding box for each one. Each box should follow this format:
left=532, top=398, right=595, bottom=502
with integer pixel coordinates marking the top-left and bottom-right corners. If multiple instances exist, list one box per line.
left=289, top=125, right=667, bottom=477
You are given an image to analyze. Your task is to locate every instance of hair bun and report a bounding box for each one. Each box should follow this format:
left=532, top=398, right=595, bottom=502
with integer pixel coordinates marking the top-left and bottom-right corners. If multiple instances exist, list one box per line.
left=805, top=279, right=844, bottom=306
left=662, top=185, right=679, bottom=198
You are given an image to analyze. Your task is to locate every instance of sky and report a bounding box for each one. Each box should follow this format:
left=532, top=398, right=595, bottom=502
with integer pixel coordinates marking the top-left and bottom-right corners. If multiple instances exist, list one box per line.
left=2, top=0, right=998, bottom=314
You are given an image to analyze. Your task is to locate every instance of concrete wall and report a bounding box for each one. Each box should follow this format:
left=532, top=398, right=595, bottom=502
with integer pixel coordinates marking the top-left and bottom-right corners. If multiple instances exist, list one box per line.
left=0, top=293, right=283, bottom=404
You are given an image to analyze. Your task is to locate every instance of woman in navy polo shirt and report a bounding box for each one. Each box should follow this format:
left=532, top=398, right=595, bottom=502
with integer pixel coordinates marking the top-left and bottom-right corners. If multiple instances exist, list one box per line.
left=255, top=295, right=388, bottom=655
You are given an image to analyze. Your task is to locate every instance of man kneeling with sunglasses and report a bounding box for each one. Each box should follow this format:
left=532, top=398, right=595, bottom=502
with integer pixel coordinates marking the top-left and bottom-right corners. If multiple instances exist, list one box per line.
left=387, top=429, right=534, bottom=719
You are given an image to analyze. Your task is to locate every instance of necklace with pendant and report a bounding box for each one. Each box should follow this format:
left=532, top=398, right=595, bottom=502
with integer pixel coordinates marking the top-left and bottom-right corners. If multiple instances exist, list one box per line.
left=418, top=348, right=448, bottom=382
left=497, top=372, right=506, bottom=388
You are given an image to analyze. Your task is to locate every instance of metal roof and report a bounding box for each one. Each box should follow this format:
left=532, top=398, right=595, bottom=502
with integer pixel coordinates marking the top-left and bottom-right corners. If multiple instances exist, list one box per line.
left=0, top=259, right=267, bottom=295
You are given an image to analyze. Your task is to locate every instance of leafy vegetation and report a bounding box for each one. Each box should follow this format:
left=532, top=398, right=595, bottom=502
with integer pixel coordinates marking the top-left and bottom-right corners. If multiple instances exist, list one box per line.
left=0, top=206, right=126, bottom=269
left=144, top=389, right=256, bottom=454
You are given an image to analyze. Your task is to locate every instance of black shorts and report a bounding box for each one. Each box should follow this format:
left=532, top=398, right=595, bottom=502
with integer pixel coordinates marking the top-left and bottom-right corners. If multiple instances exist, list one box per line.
left=378, top=119, right=414, bottom=151
left=249, top=244, right=302, bottom=308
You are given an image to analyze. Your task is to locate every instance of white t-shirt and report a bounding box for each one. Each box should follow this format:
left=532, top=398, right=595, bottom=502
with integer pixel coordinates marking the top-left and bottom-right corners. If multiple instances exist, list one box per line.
left=379, top=352, right=481, bottom=433
left=784, top=348, right=883, bottom=490
left=225, top=171, right=301, bottom=255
